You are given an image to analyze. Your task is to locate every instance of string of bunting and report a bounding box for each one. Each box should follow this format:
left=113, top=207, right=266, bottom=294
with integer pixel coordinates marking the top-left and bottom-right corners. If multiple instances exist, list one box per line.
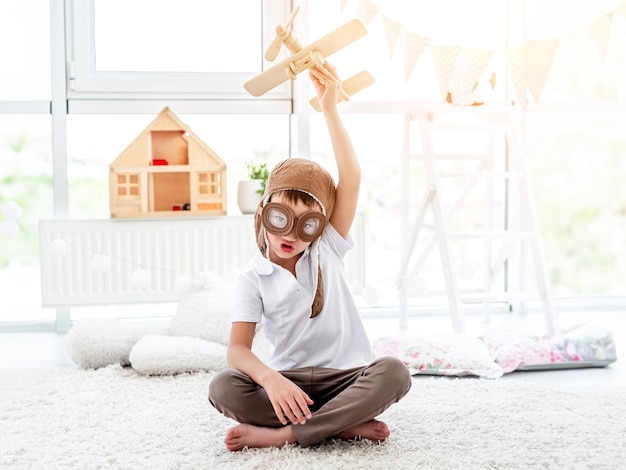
left=343, top=0, right=626, bottom=105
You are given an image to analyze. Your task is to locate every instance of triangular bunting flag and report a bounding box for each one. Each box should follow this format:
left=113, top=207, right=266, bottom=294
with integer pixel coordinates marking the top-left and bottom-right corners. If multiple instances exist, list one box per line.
left=448, top=48, right=494, bottom=105
left=340, top=0, right=350, bottom=11
left=357, top=0, right=381, bottom=24
left=381, top=13, right=404, bottom=59
left=526, top=38, right=560, bottom=103
left=584, top=13, right=613, bottom=61
left=431, top=45, right=461, bottom=99
left=403, top=30, right=429, bottom=82
left=505, top=45, right=529, bottom=106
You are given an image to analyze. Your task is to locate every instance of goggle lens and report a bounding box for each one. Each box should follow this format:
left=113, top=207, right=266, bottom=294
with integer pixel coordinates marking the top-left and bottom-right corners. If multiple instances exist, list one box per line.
left=261, top=203, right=326, bottom=242
left=267, top=208, right=289, bottom=230
left=302, top=218, right=321, bottom=237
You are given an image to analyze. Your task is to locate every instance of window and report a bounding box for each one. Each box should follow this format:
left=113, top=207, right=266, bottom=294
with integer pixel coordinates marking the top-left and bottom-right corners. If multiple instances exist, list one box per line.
left=0, top=1, right=55, bottom=324
left=0, top=115, right=55, bottom=323
left=525, top=110, right=626, bottom=296
left=1, top=1, right=625, bottom=330
left=67, top=0, right=291, bottom=102
left=0, top=1, right=50, bottom=101
left=305, top=0, right=626, bottom=308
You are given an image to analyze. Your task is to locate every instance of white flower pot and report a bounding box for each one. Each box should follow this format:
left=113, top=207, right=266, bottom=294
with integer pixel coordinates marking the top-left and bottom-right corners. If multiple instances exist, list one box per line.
left=237, top=179, right=264, bottom=214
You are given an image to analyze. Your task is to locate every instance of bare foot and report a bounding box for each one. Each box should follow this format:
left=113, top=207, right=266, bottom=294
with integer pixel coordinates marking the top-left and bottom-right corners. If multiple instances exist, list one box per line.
left=224, top=423, right=297, bottom=451
left=334, top=419, right=390, bottom=443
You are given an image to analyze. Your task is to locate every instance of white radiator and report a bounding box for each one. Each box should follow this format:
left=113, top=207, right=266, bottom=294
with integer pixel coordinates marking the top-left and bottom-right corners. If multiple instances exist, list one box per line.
left=39, top=215, right=365, bottom=307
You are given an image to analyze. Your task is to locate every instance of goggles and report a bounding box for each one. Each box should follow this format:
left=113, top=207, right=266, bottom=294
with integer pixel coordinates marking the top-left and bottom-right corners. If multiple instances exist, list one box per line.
left=261, top=202, right=326, bottom=242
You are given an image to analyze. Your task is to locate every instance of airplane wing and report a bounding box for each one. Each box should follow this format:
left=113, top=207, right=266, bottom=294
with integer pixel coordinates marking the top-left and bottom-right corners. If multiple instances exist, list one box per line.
left=309, top=71, right=375, bottom=111
left=244, top=19, right=368, bottom=97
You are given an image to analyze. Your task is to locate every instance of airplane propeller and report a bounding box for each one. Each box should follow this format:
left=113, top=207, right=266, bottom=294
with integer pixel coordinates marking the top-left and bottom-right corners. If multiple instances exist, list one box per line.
left=264, top=6, right=302, bottom=61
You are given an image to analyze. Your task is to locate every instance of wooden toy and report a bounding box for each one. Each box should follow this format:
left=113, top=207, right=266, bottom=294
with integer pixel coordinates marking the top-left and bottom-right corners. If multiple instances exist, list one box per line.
left=309, top=70, right=375, bottom=111
left=109, top=107, right=227, bottom=218
left=244, top=7, right=374, bottom=106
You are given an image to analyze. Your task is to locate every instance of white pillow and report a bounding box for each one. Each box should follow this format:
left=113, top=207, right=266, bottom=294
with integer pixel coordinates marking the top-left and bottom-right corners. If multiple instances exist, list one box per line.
left=373, top=333, right=503, bottom=379
left=167, top=271, right=273, bottom=365
left=129, top=335, right=228, bottom=375
left=66, top=319, right=170, bottom=369
left=168, top=272, right=235, bottom=344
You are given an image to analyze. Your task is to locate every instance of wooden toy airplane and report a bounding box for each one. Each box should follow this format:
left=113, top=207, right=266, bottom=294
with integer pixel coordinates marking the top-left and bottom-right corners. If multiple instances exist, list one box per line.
left=244, top=6, right=374, bottom=106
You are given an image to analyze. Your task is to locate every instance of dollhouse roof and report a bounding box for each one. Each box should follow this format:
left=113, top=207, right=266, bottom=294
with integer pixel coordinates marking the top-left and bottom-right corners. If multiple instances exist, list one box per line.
left=110, top=107, right=226, bottom=169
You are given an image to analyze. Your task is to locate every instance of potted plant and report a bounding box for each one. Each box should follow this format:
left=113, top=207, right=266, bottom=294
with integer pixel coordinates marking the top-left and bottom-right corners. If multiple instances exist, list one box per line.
left=237, top=161, right=269, bottom=214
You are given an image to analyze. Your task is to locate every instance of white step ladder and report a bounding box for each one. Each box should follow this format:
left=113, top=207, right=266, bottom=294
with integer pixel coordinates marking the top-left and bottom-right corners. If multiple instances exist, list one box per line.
left=397, top=104, right=556, bottom=335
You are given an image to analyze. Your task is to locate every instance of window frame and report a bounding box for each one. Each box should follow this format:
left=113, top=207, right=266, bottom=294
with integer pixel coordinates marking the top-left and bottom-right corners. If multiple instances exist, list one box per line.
left=65, top=0, right=292, bottom=104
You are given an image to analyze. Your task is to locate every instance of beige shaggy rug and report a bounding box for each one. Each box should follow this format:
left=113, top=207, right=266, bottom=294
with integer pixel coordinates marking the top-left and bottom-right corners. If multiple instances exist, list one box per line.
left=1, top=365, right=624, bottom=470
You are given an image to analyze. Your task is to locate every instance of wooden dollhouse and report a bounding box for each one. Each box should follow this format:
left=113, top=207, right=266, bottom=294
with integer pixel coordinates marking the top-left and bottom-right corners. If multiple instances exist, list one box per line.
left=109, top=107, right=227, bottom=218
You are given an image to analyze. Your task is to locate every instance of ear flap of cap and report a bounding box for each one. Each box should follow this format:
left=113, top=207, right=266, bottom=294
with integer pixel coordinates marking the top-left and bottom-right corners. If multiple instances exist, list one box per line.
left=310, top=267, right=324, bottom=319
left=254, top=202, right=266, bottom=255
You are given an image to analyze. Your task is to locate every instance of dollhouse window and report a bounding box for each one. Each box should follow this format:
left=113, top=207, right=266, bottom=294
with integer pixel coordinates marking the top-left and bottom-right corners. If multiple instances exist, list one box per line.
left=198, top=173, right=221, bottom=196
left=116, top=174, right=140, bottom=197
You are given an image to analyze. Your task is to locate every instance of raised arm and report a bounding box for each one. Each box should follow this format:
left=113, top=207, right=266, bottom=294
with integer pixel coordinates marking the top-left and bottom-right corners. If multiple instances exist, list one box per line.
left=308, top=63, right=360, bottom=240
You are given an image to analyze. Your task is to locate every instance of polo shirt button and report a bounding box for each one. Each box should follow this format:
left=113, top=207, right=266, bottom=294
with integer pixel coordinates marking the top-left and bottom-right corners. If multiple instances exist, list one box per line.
left=300, top=280, right=305, bottom=285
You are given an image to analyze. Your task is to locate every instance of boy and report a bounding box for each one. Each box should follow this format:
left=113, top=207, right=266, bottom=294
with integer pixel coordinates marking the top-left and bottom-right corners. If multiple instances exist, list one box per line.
left=209, top=62, right=411, bottom=451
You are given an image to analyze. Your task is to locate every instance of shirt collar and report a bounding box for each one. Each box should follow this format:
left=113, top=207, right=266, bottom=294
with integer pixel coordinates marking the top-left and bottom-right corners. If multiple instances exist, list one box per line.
left=253, top=245, right=312, bottom=275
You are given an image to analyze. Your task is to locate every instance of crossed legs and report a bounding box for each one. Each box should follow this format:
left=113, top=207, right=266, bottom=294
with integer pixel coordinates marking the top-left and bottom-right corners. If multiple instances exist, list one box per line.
left=208, top=356, right=412, bottom=450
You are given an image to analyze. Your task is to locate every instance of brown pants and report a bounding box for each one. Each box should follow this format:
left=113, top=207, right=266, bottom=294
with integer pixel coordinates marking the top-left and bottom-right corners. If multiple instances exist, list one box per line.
left=208, top=356, right=412, bottom=447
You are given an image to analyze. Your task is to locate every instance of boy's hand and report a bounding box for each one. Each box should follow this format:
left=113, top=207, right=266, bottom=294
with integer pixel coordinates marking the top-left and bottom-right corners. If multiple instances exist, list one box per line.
left=263, top=372, right=314, bottom=425
left=309, top=62, right=343, bottom=113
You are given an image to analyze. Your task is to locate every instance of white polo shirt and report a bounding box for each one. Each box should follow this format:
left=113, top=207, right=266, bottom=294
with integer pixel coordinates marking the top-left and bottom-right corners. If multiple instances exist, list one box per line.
left=232, top=223, right=376, bottom=371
